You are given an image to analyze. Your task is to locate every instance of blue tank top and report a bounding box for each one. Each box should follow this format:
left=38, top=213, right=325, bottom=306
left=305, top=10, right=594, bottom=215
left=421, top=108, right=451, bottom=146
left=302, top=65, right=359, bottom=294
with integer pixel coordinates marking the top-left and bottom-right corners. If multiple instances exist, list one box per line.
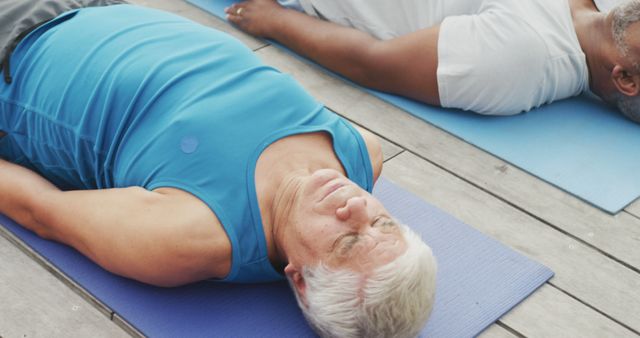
left=0, top=5, right=374, bottom=283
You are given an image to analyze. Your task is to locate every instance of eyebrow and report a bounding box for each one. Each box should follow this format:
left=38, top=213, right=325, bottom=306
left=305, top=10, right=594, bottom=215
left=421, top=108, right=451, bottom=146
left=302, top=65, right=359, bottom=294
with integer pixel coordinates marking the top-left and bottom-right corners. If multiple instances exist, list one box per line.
left=331, top=217, right=399, bottom=255
left=375, top=216, right=398, bottom=228
left=340, top=234, right=359, bottom=254
left=331, top=232, right=357, bottom=254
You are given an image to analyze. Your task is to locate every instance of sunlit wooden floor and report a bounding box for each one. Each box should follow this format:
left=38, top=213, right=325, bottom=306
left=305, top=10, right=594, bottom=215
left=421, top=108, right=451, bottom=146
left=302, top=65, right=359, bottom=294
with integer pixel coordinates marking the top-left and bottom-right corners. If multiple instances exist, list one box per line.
left=1, top=1, right=639, bottom=337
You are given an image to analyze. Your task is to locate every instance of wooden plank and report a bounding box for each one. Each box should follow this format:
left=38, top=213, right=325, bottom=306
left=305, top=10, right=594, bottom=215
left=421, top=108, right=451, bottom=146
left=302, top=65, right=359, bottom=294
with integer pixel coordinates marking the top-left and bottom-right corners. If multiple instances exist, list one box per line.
left=254, top=45, right=640, bottom=272
left=0, top=231, right=129, bottom=338
left=0, top=225, right=114, bottom=318
left=380, top=139, right=403, bottom=162
left=128, top=0, right=267, bottom=51
left=383, top=152, right=640, bottom=334
left=502, top=285, right=638, bottom=337
left=626, top=200, right=640, bottom=219
left=112, top=314, right=144, bottom=338
left=477, top=324, right=520, bottom=338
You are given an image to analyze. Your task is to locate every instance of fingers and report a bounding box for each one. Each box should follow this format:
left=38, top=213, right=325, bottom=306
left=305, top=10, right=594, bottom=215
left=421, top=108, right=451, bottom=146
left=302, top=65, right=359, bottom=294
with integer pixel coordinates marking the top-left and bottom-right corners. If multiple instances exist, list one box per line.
left=224, top=4, right=238, bottom=20
left=224, top=3, right=247, bottom=21
left=223, top=1, right=280, bottom=37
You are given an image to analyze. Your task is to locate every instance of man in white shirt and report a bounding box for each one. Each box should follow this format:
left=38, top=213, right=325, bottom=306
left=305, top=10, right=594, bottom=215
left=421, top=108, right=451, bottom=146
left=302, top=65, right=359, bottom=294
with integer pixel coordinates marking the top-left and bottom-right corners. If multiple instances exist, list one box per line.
left=225, top=0, right=640, bottom=122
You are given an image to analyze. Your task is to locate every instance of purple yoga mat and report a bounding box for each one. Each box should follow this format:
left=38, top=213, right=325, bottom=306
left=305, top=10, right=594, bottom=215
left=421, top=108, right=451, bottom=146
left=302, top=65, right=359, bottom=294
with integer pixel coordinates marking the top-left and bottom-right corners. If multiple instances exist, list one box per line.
left=0, top=178, right=552, bottom=337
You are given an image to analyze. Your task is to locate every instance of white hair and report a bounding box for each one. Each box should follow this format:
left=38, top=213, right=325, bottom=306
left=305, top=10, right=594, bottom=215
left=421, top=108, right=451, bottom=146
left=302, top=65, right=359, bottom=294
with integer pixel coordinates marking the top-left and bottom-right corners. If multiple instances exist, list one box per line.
left=289, top=224, right=437, bottom=338
left=610, top=1, right=640, bottom=123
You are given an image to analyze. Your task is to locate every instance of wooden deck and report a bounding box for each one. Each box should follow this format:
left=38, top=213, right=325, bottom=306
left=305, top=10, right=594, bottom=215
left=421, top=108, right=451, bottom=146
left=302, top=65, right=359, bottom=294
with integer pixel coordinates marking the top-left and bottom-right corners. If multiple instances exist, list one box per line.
left=1, top=1, right=639, bottom=337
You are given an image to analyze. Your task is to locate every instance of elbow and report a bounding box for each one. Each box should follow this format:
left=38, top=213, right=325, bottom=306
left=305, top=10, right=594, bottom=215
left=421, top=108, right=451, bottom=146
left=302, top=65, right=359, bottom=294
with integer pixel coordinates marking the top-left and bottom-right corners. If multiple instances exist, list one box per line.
left=27, top=191, right=61, bottom=241
left=347, top=43, right=386, bottom=89
left=346, top=42, right=397, bottom=93
left=342, top=42, right=440, bottom=105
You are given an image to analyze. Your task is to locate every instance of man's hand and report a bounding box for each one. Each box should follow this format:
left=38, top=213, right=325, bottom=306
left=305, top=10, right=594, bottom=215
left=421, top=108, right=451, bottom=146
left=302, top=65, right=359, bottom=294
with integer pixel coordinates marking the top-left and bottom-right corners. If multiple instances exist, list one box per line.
left=225, top=0, right=287, bottom=38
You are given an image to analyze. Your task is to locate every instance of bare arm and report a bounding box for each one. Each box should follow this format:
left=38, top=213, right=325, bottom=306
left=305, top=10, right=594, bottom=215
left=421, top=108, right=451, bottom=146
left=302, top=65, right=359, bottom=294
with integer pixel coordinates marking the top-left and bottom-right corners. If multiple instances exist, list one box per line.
left=226, top=1, right=441, bottom=105
left=0, top=159, right=230, bottom=287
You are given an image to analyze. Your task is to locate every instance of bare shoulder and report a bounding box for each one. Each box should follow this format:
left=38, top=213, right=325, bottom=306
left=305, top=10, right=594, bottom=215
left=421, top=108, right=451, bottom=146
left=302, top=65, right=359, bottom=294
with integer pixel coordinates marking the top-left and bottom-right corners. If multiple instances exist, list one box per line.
left=353, top=125, right=383, bottom=181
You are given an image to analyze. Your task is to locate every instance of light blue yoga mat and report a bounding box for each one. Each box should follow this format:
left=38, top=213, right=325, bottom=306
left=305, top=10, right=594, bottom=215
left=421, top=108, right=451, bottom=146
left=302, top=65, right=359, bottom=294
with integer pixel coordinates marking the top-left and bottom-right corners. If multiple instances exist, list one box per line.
left=185, top=0, right=640, bottom=214
left=0, top=178, right=553, bottom=337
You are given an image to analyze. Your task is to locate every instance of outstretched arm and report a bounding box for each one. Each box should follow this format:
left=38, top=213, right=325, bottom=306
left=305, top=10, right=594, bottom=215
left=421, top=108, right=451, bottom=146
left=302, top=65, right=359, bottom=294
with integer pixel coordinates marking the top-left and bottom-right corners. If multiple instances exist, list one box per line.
left=0, top=159, right=230, bottom=287
left=226, top=1, right=441, bottom=105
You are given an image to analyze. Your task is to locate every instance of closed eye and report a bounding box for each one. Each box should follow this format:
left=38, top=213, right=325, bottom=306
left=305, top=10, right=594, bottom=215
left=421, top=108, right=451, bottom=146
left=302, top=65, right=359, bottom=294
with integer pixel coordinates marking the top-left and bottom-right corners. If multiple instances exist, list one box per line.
left=331, top=218, right=396, bottom=256
left=373, top=216, right=397, bottom=229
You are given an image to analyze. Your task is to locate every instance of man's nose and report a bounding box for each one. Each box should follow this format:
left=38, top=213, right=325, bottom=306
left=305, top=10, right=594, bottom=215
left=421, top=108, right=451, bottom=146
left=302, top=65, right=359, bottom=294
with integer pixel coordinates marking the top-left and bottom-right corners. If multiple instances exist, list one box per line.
left=336, top=196, right=369, bottom=226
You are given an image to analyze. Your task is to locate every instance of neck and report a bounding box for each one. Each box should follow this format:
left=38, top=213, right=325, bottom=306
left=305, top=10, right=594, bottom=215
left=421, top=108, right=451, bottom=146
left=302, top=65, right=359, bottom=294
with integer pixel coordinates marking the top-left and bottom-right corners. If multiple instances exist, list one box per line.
left=257, top=133, right=344, bottom=267
left=570, top=0, right=615, bottom=95
left=269, top=168, right=307, bottom=265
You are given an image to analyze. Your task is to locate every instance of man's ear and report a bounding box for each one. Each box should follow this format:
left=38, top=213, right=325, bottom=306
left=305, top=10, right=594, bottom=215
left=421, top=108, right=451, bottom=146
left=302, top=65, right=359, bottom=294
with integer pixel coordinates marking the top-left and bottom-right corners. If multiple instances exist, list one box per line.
left=612, top=64, right=640, bottom=97
left=284, top=263, right=308, bottom=307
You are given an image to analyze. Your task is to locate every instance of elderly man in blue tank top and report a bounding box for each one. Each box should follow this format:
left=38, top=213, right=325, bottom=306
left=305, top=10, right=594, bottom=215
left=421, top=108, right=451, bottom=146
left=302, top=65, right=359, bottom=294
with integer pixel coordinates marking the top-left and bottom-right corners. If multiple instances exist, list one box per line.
left=0, top=2, right=437, bottom=337
left=226, top=0, right=640, bottom=122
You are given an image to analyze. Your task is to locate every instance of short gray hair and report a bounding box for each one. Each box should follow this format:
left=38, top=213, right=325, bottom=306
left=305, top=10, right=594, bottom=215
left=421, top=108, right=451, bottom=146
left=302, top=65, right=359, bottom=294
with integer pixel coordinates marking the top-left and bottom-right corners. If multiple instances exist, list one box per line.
left=612, top=1, right=640, bottom=61
left=610, top=1, right=640, bottom=122
left=290, top=224, right=437, bottom=338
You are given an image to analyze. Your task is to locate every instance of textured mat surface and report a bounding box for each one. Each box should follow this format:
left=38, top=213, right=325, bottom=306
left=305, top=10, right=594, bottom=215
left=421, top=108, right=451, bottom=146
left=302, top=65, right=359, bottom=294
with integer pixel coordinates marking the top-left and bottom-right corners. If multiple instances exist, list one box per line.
left=186, top=0, right=640, bottom=213
left=0, top=178, right=553, bottom=337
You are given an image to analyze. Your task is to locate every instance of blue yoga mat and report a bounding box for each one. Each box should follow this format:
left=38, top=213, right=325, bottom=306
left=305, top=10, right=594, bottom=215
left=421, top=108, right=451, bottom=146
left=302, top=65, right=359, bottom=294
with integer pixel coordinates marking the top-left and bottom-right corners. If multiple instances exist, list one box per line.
left=0, top=178, right=553, bottom=337
left=185, top=0, right=640, bottom=214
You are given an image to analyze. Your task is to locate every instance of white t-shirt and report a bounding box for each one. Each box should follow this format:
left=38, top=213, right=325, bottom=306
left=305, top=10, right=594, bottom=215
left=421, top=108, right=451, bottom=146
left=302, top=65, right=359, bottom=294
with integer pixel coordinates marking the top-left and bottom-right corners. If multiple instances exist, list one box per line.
left=286, top=0, right=590, bottom=115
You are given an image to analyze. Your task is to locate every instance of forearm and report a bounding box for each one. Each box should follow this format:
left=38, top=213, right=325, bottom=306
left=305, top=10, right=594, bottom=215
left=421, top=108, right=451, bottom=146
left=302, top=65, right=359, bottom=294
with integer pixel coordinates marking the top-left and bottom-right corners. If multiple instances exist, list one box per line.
left=267, top=10, right=381, bottom=86
left=268, top=13, right=441, bottom=104
left=227, top=5, right=381, bottom=87
left=227, top=2, right=441, bottom=104
left=0, top=158, right=223, bottom=286
left=0, top=159, right=59, bottom=237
